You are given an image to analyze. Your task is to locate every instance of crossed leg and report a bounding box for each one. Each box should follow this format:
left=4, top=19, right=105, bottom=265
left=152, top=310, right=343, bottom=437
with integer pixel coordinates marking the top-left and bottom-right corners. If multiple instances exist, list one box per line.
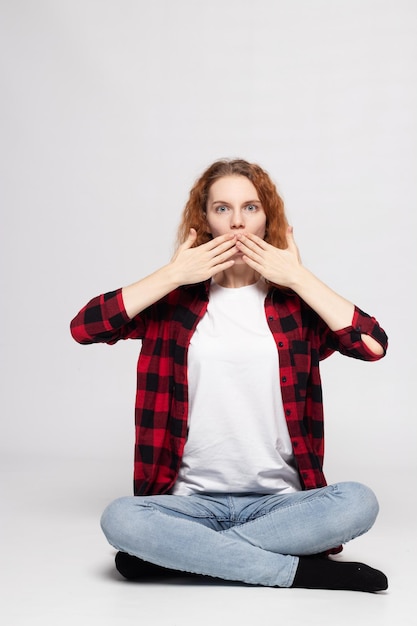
left=101, top=482, right=383, bottom=588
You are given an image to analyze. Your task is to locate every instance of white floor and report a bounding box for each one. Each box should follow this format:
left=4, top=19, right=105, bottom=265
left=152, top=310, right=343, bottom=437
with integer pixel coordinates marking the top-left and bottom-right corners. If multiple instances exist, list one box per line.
left=1, top=456, right=414, bottom=626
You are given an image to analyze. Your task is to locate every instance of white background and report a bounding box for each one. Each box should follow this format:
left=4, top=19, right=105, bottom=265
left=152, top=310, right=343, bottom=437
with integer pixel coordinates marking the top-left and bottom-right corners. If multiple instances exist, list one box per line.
left=1, top=1, right=416, bottom=624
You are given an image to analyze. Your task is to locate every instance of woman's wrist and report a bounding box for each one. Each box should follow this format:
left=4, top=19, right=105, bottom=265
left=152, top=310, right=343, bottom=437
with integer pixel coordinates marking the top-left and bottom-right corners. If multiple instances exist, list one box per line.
left=122, top=264, right=181, bottom=319
left=285, top=264, right=311, bottom=293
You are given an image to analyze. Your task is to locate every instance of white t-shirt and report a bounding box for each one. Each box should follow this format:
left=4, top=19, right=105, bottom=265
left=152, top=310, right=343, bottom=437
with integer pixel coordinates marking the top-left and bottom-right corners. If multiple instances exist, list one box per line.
left=172, top=279, right=301, bottom=496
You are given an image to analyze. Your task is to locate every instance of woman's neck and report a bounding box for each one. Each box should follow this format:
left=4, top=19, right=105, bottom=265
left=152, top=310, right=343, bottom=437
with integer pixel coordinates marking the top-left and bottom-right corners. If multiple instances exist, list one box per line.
left=213, top=265, right=260, bottom=289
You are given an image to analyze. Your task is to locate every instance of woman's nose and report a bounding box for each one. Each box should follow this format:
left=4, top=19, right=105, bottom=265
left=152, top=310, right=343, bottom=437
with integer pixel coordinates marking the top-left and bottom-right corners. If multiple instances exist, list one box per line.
left=230, top=209, right=244, bottom=229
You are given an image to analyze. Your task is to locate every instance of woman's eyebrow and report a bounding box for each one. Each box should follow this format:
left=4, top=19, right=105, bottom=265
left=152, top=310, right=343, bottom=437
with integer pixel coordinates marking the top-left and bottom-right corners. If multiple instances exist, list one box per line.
left=211, top=199, right=261, bottom=205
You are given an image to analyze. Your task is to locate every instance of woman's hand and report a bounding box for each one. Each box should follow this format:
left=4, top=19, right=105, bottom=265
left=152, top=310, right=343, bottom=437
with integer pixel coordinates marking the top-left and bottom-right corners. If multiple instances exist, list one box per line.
left=236, top=226, right=302, bottom=287
left=169, top=229, right=237, bottom=286
left=122, top=229, right=236, bottom=319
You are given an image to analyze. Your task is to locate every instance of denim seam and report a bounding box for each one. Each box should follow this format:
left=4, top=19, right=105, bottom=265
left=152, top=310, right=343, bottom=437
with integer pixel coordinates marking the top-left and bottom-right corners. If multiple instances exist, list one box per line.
left=143, top=502, right=230, bottom=522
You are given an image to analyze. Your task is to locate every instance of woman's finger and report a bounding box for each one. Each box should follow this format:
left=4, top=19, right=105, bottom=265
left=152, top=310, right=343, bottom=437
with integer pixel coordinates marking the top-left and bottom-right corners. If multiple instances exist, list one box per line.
left=239, top=232, right=268, bottom=250
left=205, top=233, right=236, bottom=252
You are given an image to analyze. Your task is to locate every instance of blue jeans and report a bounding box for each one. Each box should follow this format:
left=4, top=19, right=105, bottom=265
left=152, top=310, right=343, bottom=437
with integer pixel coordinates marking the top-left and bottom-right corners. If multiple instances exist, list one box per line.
left=100, top=481, right=379, bottom=587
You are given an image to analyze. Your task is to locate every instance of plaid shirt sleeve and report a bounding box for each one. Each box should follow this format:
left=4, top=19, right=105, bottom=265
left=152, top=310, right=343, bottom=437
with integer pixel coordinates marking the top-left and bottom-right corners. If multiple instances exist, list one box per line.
left=70, top=289, right=145, bottom=344
left=318, top=305, right=388, bottom=361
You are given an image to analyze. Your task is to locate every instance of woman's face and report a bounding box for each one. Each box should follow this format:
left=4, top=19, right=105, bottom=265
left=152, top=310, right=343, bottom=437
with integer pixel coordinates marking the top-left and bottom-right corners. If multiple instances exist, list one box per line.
left=205, top=176, right=267, bottom=248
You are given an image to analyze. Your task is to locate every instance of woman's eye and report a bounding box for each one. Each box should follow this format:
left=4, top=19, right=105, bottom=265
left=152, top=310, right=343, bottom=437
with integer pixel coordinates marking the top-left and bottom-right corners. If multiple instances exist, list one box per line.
left=216, top=205, right=229, bottom=213
left=245, top=204, right=257, bottom=212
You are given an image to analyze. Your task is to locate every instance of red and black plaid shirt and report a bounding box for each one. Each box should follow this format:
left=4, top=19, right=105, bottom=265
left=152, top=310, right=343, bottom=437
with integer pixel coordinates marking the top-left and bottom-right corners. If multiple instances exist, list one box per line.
left=71, top=281, right=387, bottom=496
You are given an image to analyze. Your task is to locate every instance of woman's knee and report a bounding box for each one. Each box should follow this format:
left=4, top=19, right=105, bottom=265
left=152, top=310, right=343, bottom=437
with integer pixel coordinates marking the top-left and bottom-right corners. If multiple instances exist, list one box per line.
left=100, top=496, right=138, bottom=547
left=337, top=481, right=379, bottom=532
